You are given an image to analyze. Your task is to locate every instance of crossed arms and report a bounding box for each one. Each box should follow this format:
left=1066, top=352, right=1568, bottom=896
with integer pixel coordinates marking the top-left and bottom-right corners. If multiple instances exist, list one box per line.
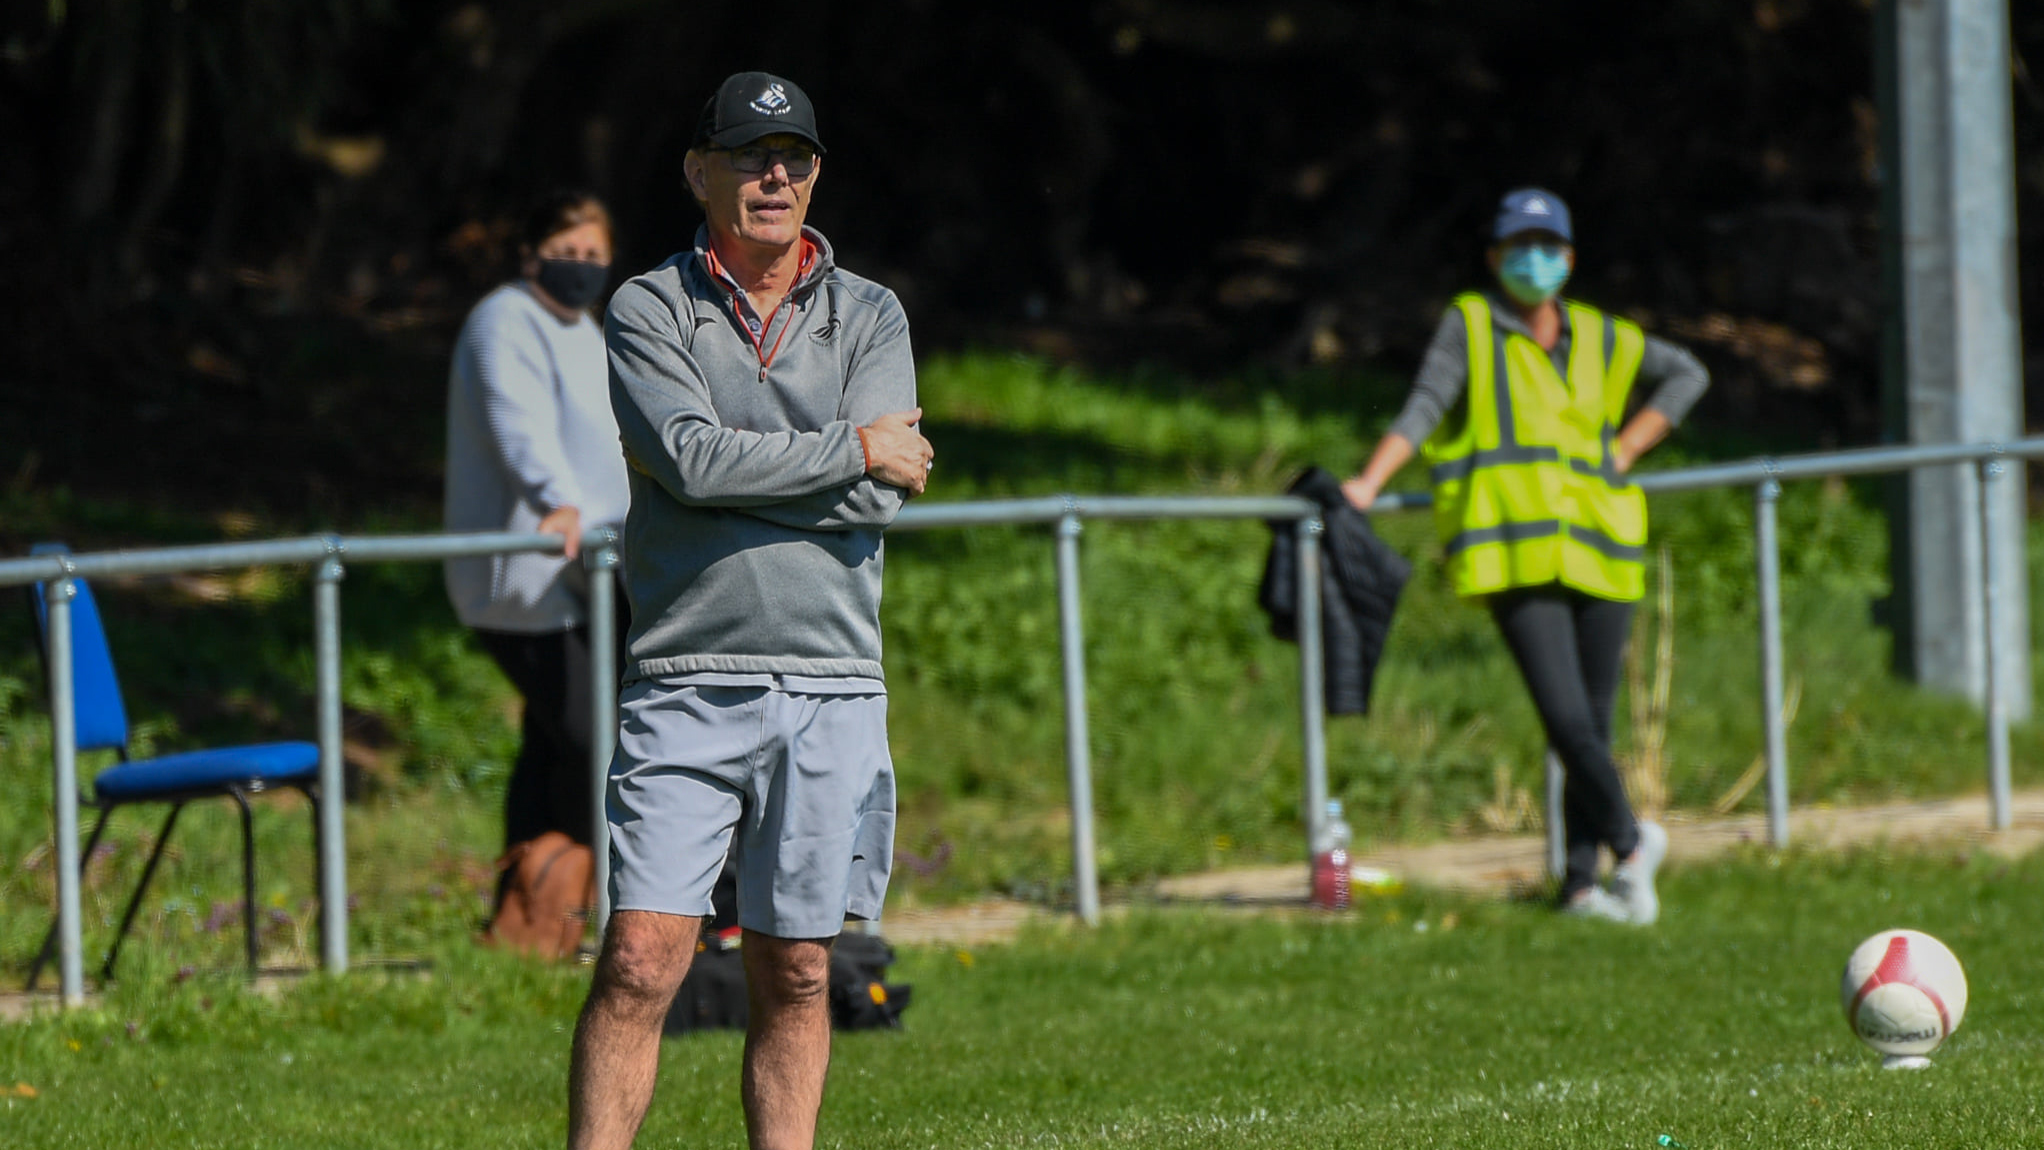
left=606, top=279, right=933, bottom=532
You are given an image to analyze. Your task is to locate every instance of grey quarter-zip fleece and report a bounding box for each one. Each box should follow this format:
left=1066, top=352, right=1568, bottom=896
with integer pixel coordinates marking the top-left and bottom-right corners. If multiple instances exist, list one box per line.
left=606, top=225, right=916, bottom=684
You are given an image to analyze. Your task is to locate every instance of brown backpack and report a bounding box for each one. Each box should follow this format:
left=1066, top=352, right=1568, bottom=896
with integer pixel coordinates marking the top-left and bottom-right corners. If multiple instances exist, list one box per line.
left=484, top=831, right=593, bottom=960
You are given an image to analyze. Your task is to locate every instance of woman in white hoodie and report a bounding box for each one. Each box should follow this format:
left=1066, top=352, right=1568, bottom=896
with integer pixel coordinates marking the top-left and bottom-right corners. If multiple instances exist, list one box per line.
left=444, top=191, right=630, bottom=881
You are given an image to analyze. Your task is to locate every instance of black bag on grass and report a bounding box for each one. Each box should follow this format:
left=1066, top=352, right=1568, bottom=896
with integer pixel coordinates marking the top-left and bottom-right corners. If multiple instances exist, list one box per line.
left=829, top=931, right=912, bottom=1031
left=661, top=846, right=912, bottom=1035
left=660, top=929, right=913, bottom=1036
left=663, top=940, right=749, bottom=1034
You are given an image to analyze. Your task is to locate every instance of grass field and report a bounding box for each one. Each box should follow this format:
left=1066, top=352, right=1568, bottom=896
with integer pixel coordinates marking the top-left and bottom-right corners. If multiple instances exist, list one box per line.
left=2, top=849, right=2039, bottom=1148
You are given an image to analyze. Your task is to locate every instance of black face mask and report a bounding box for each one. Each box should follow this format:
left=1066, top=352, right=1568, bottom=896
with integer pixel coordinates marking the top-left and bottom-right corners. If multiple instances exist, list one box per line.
left=536, top=258, right=609, bottom=310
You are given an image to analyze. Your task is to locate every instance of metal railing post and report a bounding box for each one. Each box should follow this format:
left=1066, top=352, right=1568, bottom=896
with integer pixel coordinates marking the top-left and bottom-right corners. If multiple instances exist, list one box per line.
left=585, top=535, right=621, bottom=934
left=46, top=565, right=86, bottom=1005
left=1054, top=509, right=1100, bottom=926
left=314, top=540, right=349, bottom=973
left=1294, top=518, right=1329, bottom=867
left=1755, top=477, right=1790, bottom=848
left=1980, top=456, right=2012, bottom=831
left=1544, top=749, right=1565, bottom=881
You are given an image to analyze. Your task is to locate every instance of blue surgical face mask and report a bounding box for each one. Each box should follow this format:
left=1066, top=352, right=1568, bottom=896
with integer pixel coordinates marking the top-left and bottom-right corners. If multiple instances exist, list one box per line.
left=1497, top=243, right=1572, bottom=306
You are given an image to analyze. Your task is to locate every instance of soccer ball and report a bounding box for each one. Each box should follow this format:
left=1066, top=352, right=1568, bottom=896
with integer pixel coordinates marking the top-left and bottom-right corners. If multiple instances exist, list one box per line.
left=1839, top=929, right=1968, bottom=1067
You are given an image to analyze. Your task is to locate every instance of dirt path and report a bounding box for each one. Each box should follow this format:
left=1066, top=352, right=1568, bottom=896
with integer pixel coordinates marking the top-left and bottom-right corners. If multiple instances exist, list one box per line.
left=878, top=789, right=2044, bottom=947
left=9, top=791, right=2039, bottom=1019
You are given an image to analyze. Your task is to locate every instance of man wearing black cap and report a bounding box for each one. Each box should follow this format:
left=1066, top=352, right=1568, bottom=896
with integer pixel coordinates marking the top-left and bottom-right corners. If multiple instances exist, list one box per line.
left=1341, top=188, right=1709, bottom=925
left=567, top=72, right=931, bottom=1150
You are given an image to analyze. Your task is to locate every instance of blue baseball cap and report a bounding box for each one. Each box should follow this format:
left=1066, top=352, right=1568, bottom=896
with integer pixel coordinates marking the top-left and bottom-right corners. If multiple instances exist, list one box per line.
left=1493, top=188, right=1572, bottom=243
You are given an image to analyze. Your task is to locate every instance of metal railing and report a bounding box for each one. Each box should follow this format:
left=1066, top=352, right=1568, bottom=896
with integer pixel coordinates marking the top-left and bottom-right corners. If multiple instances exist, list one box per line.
left=889, top=495, right=1334, bottom=927
left=0, top=505, right=1328, bottom=1005
left=4, top=437, right=2038, bottom=1006
left=1360, top=437, right=2042, bottom=875
left=0, top=530, right=622, bottom=1005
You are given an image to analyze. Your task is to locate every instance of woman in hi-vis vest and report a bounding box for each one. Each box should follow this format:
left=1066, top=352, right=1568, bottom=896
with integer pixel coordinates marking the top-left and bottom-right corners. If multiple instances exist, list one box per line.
left=1342, top=188, right=1709, bottom=924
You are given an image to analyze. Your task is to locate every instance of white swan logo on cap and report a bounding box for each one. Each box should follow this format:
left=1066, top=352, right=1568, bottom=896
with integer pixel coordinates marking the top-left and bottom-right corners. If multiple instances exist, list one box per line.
left=750, top=83, right=792, bottom=115
left=1524, top=197, right=1550, bottom=215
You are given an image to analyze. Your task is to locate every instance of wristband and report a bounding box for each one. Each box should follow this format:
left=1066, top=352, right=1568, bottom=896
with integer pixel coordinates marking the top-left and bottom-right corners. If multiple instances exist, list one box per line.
left=856, top=426, right=874, bottom=472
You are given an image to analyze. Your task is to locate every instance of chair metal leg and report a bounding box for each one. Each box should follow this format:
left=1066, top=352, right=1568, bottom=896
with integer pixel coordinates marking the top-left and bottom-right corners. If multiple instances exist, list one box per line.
left=30, top=782, right=314, bottom=986
left=27, top=806, right=115, bottom=992
left=230, top=788, right=258, bottom=978
left=306, top=783, right=325, bottom=963
left=101, top=803, right=186, bottom=984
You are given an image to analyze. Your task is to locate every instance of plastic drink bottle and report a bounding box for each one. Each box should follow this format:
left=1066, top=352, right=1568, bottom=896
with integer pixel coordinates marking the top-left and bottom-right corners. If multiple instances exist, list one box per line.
left=1310, top=799, right=1352, bottom=910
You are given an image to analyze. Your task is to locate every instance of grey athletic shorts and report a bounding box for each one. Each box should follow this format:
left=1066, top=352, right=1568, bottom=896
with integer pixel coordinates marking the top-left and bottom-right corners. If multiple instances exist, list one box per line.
left=607, top=677, right=895, bottom=939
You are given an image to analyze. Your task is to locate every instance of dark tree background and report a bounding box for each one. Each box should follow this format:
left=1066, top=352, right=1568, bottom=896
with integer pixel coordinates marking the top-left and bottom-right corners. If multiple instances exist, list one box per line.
left=3, top=0, right=2042, bottom=521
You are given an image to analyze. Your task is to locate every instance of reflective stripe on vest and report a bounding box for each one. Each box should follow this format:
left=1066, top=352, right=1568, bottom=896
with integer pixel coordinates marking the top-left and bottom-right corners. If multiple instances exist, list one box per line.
left=1420, top=293, right=1649, bottom=601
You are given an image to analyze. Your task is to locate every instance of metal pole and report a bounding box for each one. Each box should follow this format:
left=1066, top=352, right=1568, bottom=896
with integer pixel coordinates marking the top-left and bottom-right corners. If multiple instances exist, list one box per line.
left=46, top=568, right=85, bottom=1005
left=1755, top=479, right=1790, bottom=848
left=1054, top=511, right=1100, bottom=926
left=1294, top=518, right=1329, bottom=868
left=1544, top=749, right=1564, bottom=882
left=314, top=542, right=349, bottom=973
left=1980, top=457, right=2012, bottom=830
left=1950, top=1, right=2030, bottom=724
left=1887, top=0, right=2032, bottom=716
left=586, top=540, right=620, bottom=934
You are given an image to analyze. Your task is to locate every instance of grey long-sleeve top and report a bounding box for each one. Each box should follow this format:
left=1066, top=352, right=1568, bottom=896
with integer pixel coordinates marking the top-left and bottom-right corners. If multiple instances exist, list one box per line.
left=443, top=283, right=632, bottom=633
left=606, top=226, right=915, bottom=684
left=1386, top=291, right=1710, bottom=447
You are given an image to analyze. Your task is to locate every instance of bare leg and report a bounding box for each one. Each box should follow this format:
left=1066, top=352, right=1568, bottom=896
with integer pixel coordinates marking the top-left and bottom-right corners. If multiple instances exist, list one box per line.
left=740, top=932, right=836, bottom=1150
left=568, top=911, right=701, bottom=1150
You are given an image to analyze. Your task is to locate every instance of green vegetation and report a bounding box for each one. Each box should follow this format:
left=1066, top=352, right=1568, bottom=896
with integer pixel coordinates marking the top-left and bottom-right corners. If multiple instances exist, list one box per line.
left=1, top=350, right=2039, bottom=980
left=2, top=850, right=2040, bottom=1148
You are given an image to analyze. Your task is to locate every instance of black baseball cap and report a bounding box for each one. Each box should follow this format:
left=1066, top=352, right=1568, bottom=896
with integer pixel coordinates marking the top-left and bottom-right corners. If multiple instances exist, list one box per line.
left=691, top=72, right=826, bottom=153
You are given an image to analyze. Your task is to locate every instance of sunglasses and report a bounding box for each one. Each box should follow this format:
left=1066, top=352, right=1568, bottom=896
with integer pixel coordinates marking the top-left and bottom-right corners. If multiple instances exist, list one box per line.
left=717, top=143, right=818, bottom=177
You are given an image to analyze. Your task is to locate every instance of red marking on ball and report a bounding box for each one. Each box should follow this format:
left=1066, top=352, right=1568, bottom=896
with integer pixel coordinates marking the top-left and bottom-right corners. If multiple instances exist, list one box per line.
left=1849, top=934, right=1953, bottom=1036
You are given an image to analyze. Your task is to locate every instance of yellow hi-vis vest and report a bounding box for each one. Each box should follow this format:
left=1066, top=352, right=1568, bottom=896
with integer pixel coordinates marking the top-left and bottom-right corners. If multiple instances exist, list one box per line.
left=1421, top=293, right=1648, bottom=602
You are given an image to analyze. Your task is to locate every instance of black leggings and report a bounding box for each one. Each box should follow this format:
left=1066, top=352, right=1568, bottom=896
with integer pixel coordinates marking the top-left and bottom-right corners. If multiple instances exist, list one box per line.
left=473, top=582, right=630, bottom=851
left=1488, top=586, right=1640, bottom=898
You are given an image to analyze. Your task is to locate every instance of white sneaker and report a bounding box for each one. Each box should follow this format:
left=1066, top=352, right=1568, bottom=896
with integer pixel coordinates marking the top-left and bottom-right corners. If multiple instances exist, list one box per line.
left=1610, top=821, right=1668, bottom=925
left=1559, top=886, right=1632, bottom=922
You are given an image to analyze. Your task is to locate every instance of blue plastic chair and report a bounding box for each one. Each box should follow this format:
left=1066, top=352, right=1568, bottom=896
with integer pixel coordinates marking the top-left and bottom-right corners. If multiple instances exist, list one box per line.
left=25, top=545, right=323, bottom=987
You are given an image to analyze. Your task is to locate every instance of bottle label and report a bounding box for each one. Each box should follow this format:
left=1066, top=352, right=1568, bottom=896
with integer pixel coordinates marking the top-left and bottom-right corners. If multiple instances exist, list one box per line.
left=1311, top=848, right=1351, bottom=910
